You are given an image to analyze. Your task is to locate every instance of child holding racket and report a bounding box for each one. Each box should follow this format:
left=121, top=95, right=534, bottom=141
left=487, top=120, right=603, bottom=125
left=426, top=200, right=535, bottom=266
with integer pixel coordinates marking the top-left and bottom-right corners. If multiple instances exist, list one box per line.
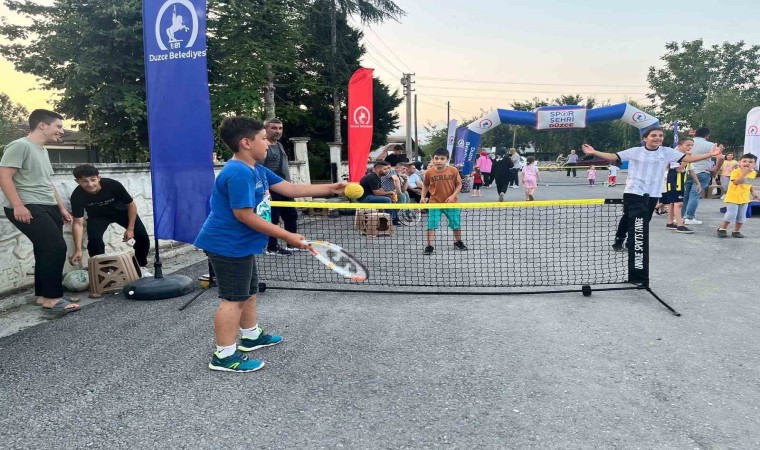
left=194, top=116, right=346, bottom=373
left=421, top=148, right=467, bottom=255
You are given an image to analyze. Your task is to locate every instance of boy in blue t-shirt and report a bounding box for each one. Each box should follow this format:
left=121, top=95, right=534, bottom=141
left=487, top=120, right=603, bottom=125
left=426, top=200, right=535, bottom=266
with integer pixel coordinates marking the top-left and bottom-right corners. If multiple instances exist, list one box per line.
left=195, top=117, right=346, bottom=373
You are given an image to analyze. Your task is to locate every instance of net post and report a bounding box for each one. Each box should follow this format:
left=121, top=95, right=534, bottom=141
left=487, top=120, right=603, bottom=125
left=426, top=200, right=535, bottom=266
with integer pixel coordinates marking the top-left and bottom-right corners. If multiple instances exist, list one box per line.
left=626, top=194, right=680, bottom=316
left=627, top=195, right=649, bottom=286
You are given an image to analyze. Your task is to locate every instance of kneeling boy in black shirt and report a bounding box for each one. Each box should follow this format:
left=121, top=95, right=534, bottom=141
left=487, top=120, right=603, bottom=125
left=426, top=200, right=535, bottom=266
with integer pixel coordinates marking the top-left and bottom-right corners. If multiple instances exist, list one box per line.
left=68, top=164, right=151, bottom=276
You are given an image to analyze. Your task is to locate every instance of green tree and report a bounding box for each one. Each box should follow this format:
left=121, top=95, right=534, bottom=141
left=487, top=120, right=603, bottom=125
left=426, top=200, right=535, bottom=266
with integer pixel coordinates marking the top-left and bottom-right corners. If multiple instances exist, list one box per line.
left=324, top=0, right=404, bottom=144
left=272, top=6, right=401, bottom=180
left=1, top=0, right=147, bottom=161
left=421, top=122, right=448, bottom=156
left=647, top=39, right=760, bottom=126
left=0, top=93, right=28, bottom=147
left=699, top=90, right=758, bottom=150
left=207, top=0, right=305, bottom=120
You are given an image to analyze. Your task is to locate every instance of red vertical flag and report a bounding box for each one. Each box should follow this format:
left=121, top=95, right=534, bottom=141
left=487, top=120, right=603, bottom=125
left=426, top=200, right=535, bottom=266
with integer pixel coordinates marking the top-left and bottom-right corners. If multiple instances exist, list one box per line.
left=348, top=68, right=374, bottom=182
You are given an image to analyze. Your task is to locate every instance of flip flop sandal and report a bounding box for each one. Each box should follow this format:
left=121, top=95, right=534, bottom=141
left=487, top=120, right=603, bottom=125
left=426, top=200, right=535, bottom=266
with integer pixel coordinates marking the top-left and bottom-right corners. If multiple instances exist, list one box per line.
left=42, top=298, right=81, bottom=320
left=31, top=296, right=80, bottom=307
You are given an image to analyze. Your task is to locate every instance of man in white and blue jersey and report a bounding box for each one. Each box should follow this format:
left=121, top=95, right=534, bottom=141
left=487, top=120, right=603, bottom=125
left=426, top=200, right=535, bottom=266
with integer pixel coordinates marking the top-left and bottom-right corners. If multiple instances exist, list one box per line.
left=582, top=127, right=722, bottom=251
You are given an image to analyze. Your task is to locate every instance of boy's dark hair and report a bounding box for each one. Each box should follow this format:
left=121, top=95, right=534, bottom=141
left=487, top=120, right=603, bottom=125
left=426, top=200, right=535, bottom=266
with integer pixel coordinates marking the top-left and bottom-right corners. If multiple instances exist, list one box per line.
left=695, top=127, right=710, bottom=138
left=642, top=126, right=664, bottom=138
left=218, top=116, right=264, bottom=153
left=29, top=109, right=64, bottom=131
left=740, top=153, right=757, bottom=161
left=73, top=164, right=99, bottom=179
left=433, top=148, right=450, bottom=159
left=393, top=144, right=404, bottom=151
left=373, top=160, right=390, bottom=168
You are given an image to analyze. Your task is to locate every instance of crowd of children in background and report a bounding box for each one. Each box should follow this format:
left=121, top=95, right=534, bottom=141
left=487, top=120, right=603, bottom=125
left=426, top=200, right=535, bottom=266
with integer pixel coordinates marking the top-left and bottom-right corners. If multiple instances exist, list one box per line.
left=376, top=140, right=758, bottom=238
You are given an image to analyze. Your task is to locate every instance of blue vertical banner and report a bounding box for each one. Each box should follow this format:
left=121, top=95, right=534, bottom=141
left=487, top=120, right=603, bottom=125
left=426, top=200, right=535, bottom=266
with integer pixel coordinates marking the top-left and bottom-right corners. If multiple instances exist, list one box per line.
left=143, top=0, right=214, bottom=244
left=453, top=127, right=467, bottom=165
left=461, top=130, right=482, bottom=175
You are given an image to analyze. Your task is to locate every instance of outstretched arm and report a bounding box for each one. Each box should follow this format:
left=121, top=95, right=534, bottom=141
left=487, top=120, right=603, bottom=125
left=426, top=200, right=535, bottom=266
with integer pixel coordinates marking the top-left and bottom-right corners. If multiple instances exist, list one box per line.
left=580, top=144, right=620, bottom=162
left=682, top=144, right=723, bottom=163
left=271, top=181, right=347, bottom=199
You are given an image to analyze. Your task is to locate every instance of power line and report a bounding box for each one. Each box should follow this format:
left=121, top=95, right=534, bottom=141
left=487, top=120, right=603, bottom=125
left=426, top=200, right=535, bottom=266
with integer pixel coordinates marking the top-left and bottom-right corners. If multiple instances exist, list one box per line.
left=362, top=53, right=402, bottom=79
left=417, top=84, right=649, bottom=95
left=416, top=76, right=648, bottom=88
left=363, top=41, right=405, bottom=75
left=417, top=92, right=641, bottom=101
left=365, top=27, right=413, bottom=73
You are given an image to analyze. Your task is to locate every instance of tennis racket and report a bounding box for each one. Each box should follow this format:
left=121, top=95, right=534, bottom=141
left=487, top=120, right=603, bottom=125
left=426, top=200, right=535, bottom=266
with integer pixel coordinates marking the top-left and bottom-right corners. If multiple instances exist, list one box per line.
left=398, top=208, right=421, bottom=225
left=306, top=240, right=369, bottom=282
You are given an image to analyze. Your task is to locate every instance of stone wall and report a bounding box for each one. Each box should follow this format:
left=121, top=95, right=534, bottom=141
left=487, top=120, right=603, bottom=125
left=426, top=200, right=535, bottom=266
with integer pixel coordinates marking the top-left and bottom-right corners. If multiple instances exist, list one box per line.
left=0, top=159, right=311, bottom=297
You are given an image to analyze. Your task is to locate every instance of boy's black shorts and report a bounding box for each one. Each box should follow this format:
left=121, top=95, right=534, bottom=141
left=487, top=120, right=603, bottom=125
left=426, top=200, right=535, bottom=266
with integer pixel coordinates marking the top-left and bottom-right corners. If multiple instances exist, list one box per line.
left=205, top=251, right=259, bottom=301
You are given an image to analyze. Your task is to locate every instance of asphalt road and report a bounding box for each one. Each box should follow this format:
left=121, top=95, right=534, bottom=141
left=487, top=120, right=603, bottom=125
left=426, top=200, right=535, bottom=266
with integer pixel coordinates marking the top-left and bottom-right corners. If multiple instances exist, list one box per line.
left=1, top=171, right=759, bottom=449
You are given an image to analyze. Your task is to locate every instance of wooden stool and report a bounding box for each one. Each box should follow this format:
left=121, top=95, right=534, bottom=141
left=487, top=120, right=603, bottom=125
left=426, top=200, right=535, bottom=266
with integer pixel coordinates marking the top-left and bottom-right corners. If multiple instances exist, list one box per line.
left=88, top=252, right=141, bottom=298
left=362, top=212, right=394, bottom=237
left=354, top=209, right=378, bottom=231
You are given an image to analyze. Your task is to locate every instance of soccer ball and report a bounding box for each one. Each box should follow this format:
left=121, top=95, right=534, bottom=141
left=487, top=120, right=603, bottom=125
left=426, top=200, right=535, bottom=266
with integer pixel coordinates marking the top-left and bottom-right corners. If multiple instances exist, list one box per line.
left=63, top=269, right=89, bottom=292
left=344, top=183, right=364, bottom=200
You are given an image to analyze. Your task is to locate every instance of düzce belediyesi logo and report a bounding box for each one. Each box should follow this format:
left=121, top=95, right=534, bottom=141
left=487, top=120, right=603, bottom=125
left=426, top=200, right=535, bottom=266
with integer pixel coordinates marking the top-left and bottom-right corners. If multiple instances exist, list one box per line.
left=148, top=0, right=206, bottom=63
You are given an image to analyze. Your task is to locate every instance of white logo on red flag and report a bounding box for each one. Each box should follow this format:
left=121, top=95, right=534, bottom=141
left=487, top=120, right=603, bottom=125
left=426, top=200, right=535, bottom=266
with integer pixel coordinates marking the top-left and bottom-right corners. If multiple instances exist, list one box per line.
left=352, top=106, right=372, bottom=126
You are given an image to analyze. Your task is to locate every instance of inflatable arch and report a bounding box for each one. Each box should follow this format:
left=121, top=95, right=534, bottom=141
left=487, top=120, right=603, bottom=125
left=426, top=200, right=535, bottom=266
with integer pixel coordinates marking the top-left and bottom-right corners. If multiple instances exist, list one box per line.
left=454, top=103, right=660, bottom=171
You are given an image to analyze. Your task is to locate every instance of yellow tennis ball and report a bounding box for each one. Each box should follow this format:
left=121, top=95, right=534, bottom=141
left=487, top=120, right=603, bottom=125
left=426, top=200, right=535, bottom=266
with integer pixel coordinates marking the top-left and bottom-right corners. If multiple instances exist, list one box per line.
left=199, top=280, right=209, bottom=289
left=344, top=183, right=364, bottom=200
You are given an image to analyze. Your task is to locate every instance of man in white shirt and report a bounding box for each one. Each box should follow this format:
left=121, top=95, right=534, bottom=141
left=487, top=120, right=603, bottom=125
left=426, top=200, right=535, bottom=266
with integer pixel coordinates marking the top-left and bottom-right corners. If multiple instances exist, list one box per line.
left=582, top=127, right=721, bottom=251
left=681, top=127, right=724, bottom=224
left=405, top=162, right=423, bottom=202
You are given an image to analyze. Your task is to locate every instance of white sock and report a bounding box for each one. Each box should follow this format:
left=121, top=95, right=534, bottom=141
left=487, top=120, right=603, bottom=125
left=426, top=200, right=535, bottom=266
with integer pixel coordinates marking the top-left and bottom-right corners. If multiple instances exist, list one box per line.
left=215, top=343, right=237, bottom=359
left=240, top=324, right=261, bottom=340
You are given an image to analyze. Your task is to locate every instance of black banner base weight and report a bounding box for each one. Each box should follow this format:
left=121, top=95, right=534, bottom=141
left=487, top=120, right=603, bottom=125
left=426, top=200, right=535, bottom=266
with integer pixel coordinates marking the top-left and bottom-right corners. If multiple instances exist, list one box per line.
left=123, top=275, right=194, bottom=301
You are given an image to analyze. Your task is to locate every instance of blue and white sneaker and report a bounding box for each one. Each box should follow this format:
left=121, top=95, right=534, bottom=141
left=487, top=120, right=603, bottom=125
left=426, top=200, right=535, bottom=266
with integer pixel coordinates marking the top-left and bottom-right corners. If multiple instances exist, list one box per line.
left=238, top=331, right=282, bottom=352
left=208, top=350, right=264, bottom=373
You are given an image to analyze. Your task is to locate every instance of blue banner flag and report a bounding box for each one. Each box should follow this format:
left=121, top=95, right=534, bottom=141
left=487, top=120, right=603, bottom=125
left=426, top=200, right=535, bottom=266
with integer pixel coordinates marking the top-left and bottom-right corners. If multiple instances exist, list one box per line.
left=143, top=0, right=215, bottom=244
left=453, top=127, right=467, bottom=165
left=461, top=130, right=482, bottom=175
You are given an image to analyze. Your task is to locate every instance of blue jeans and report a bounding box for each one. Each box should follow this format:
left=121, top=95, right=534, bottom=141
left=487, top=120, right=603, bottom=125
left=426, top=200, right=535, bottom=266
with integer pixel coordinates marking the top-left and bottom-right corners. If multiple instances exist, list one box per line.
left=682, top=172, right=712, bottom=219
left=361, top=195, right=397, bottom=219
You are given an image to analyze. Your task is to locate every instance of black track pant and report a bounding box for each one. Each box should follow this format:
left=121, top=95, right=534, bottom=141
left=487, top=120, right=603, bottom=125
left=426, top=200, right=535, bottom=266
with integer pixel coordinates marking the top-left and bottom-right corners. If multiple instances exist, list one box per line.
left=615, top=194, right=658, bottom=248
left=86, top=212, right=150, bottom=267
left=5, top=204, right=65, bottom=298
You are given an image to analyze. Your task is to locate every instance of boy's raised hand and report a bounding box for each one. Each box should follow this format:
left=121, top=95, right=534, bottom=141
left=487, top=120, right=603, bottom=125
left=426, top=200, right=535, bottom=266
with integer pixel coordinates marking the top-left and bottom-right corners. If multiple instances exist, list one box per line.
left=709, top=144, right=724, bottom=157
left=581, top=144, right=595, bottom=155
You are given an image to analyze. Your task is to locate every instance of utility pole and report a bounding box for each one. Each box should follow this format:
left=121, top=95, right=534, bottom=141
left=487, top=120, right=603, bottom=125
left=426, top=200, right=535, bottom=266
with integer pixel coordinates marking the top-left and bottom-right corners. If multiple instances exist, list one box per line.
left=401, top=73, right=415, bottom=161
left=414, top=94, right=418, bottom=161
left=447, top=101, right=450, bottom=124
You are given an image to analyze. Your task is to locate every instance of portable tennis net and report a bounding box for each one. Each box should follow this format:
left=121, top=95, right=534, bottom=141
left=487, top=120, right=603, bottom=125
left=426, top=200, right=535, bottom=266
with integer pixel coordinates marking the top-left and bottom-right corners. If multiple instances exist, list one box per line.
left=256, top=199, right=677, bottom=315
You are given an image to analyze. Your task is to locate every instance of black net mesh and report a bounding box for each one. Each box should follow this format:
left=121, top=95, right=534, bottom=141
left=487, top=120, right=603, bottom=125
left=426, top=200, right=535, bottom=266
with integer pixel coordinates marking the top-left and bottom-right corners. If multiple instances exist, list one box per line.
left=256, top=199, right=627, bottom=290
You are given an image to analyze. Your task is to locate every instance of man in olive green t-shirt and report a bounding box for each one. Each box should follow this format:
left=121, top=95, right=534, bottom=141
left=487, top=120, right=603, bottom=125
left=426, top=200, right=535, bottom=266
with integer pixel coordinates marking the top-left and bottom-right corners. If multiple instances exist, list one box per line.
left=0, top=109, right=80, bottom=318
